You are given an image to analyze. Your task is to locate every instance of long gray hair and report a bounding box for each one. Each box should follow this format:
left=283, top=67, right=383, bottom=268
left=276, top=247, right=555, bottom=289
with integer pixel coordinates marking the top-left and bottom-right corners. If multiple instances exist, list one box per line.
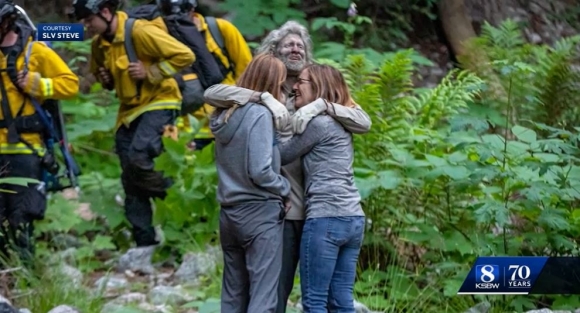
left=255, top=20, right=314, bottom=65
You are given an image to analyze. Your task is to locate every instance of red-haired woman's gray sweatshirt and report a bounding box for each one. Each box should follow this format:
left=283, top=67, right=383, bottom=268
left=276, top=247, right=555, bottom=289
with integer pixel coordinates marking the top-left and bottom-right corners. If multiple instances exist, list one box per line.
left=209, top=103, right=291, bottom=206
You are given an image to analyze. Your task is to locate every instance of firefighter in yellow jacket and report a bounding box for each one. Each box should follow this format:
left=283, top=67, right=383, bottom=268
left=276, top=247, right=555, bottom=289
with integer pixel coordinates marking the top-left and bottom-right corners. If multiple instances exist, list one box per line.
left=0, top=1, right=79, bottom=264
left=157, top=0, right=252, bottom=151
left=71, top=0, right=194, bottom=255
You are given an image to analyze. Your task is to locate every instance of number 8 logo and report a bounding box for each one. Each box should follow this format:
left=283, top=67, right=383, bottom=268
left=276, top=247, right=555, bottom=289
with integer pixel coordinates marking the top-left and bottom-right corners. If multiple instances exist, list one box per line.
left=480, top=265, right=496, bottom=282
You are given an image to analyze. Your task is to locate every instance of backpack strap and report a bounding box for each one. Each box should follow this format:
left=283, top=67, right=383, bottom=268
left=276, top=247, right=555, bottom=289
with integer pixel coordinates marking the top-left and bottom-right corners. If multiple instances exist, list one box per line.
left=205, top=16, right=234, bottom=76
left=124, top=18, right=138, bottom=63
left=124, top=18, right=142, bottom=99
left=2, top=34, right=33, bottom=144
left=23, top=40, right=81, bottom=191
left=24, top=40, right=33, bottom=70
left=205, top=16, right=224, bottom=51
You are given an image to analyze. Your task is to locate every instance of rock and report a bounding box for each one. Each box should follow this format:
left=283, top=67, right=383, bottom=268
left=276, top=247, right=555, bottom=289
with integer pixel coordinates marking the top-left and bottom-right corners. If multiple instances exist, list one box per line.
left=99, top=303, right=124, bottom=313
left=52, top=234, right=82, bottom=249
left=294, top=299, right=378, bottom=313
left=0, top=295, right=11, bottom=305
left=117, top=245, right=157, bottom=275
left=48, top=248, right=77, bottom=267
left=429, top=67, right=445, bottom=77
left=18, top=309, right=32, bottom=313
left=47, top=305, right=81, bottom=313
left=529, top=33, right=543, bottom=44
left=354, top=300, right=382, bottom=313
left=138, top=303, right=173, bottom=313
left=94, top=275, right=129, bottom=292
left=174, top=247, right=221, bottom=285
left=148, top=271, right=173, bottom=288
left=110, top=292, right=148, bottom=305
left=0, top=303, right=17, bottom=313
left=101, top=292, right=149, bottom=313
left=149, top=285, right=193, bottom=306
left=526, top=309, right=574, bottom=313
left=59, top=264, right=83, bottom=287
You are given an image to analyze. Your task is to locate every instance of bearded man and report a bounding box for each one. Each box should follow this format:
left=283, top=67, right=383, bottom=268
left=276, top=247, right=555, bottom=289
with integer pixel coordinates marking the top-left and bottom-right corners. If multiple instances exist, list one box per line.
left=203, top=20, right=371, bottom=313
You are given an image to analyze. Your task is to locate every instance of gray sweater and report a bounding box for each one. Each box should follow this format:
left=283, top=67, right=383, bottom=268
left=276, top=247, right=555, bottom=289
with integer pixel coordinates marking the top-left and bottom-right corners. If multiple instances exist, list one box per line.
left=209, top=103, right=291, bottom=206
left=278, top=115, right=364, bottom=219
left=203, top=84, right=371, bottom=220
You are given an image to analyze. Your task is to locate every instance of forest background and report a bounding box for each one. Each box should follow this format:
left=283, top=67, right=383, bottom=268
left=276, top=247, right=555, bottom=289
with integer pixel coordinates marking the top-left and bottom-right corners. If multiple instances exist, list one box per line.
left=1, top=0, right=580, bottom=312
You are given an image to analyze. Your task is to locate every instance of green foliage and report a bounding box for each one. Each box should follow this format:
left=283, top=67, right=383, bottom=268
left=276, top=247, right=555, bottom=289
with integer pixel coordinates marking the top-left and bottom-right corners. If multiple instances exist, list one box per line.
left=335, top=23, right=580, bottom=311
left=218, top=0, right=437, bottom=69
left=10, top=261, right=105, bottom=312
left=152, top=136, right=220, bottom=257
left=460, top=19, right=580, bottom=130
left=218, top=0, right=306, bottom=37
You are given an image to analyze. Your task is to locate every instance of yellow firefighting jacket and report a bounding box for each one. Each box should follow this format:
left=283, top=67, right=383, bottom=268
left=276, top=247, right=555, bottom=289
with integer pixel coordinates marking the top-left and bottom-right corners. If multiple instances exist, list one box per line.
left=181, top=13, right=252, bottom=139
left=0, top=36, right=79, bottom=155
left=89, top=11, right=195, bottom=130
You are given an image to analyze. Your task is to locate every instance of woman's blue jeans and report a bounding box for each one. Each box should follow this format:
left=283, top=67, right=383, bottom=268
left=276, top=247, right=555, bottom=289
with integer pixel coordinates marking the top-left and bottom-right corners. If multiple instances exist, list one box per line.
left=300, top=216, right=365, bottom=313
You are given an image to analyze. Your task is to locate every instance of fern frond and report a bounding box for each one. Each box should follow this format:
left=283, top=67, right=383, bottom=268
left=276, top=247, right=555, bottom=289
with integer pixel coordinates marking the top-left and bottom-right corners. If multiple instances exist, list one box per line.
left=375, top=49, right=415, bottom=100
left=480, top=19, right=525, bottom=50
left=348, top=51, right=418, bottom=161
left=342, top=54, right=376, bottom=93
left=412, top=69, right=484, bottom=128
left=532, top=35, right=580, bottom=128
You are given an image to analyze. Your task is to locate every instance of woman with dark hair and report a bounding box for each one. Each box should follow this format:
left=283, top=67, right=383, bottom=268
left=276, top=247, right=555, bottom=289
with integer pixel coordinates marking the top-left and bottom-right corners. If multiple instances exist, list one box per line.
left=278, top=63, right=366, bottom=313
left=209, top=53, right=291, bottom=313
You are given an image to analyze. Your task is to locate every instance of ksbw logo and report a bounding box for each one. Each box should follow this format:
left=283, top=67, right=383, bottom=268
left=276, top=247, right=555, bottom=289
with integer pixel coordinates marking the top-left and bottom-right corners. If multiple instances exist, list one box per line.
left=475, top=264, right=500, bottom=289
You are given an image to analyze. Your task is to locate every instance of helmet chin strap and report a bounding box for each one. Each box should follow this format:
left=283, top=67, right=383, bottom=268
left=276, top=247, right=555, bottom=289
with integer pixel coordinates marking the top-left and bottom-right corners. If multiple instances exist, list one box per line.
left=98, top=12, right=115, bottom=41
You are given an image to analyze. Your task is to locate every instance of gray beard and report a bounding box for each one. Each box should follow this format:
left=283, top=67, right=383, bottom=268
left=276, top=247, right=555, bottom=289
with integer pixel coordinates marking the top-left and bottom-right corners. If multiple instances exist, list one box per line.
left=284, top=59, right=305, bottom=72
left=277, top=53, right=306, bottom=73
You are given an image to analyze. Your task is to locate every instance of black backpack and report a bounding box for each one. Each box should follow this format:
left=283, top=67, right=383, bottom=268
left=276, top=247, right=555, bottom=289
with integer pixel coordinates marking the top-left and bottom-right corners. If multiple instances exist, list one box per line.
left=124, top=4, right=232, bottom=115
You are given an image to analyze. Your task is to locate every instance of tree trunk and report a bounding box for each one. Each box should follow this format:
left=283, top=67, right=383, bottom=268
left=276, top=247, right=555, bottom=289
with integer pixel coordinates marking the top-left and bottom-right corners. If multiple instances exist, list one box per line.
left=437, top=0, right=477, bottom=57
left=438, top=0, right=516, bottom=137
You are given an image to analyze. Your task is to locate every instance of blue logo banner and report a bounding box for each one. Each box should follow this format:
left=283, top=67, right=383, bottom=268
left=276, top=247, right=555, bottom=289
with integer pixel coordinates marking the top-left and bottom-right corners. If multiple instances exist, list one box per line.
left=37, top=23, right=84, bottom=41
left=457, top=256, right=548, bottom=295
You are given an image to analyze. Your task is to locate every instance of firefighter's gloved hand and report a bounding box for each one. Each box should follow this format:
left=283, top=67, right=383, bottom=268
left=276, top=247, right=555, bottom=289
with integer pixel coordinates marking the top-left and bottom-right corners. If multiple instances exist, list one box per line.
left=17, top=70, right=42, bottom=98
left=260, top=92, right=290, bottom=131
left=291, top=98, right=328, bottom=134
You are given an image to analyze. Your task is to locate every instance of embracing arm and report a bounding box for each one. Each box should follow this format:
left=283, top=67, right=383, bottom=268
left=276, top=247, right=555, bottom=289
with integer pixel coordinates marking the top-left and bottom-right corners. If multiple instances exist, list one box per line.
left=278, top=118, right=325, bottom=165
left=203, top=84, right=259, bottom=109
left=248, top=112, right=291, bottom=197
left=292, top=98, right=371, bottom=135
left=326, top=101, right=372, bottom=134
left=204, top=87, right=289, bottom=130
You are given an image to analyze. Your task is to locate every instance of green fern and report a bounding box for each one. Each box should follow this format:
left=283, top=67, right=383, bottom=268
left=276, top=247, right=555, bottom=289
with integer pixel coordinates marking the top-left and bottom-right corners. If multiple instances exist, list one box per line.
left=460, top=19, right=580, bottom=131
left=414, top=69, right=484, bottom=129
left=479, top=19, right=526, bottom=51
left=532, top=35, right=580, bottom=128
left=342, top=50, right=418, bottom=161
left=336, top=50, right=484, bottom=167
